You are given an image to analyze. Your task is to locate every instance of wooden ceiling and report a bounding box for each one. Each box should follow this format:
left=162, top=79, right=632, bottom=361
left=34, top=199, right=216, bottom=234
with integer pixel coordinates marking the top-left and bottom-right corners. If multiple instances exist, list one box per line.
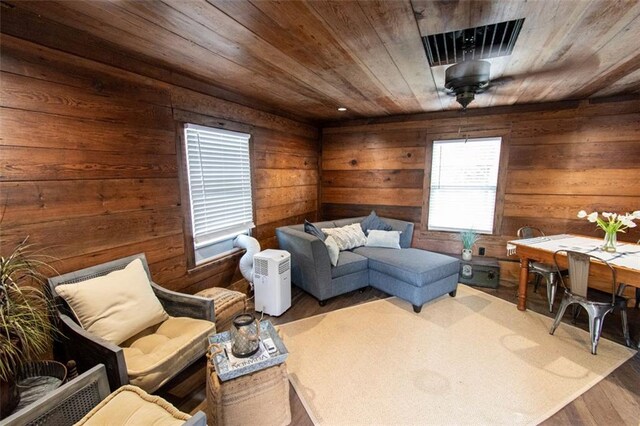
left=5, top=0, right=640, bottom=122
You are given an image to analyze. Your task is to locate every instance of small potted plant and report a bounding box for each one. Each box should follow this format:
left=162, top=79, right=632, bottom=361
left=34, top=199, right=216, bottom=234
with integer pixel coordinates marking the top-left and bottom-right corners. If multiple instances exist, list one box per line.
left=1, top=237, right=57, bottom=418
left=460, top=230, right=479, bottom=261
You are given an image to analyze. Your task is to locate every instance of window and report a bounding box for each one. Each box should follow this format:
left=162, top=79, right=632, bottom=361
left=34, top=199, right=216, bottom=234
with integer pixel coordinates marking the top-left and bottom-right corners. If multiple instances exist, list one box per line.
left=184, top=124, right=254, bottom=265
left=427, top=137, right=502, bottom=234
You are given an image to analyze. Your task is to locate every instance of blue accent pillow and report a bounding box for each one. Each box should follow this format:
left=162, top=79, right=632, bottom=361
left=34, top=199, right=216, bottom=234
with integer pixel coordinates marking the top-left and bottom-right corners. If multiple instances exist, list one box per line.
left=360, top=211, right=392, bottom=235
left=304, top=220, right=325, bottom=240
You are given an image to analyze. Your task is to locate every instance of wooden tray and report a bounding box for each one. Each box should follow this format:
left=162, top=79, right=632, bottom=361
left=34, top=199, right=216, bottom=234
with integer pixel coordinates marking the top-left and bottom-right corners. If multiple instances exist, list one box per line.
left=208, top=320, right=288, bottom=381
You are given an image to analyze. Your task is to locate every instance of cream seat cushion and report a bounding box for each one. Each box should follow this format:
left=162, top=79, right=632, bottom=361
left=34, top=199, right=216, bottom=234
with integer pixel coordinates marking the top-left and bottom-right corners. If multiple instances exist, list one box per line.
left=122, top=316, right=216, bottom=393
left=56, top=258, right=168, bottom=345
left=75, top=384, right=190, bottom=425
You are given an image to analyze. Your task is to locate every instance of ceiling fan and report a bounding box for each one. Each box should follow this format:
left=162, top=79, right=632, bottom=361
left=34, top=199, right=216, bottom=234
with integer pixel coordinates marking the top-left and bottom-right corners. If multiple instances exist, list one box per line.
left=443, top=56, right=598, bottom=110
left=443, top=60, right=509, bottom=110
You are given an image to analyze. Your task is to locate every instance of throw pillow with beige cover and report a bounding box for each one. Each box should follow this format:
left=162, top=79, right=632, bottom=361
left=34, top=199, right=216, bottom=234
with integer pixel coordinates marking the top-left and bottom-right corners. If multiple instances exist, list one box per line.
left=322, top=223, right=367, bottom=251
left=56, top=258, right=169, bottom=345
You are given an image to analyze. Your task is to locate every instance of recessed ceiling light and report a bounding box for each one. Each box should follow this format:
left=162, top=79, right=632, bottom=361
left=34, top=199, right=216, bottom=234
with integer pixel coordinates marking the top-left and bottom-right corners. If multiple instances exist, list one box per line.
left=337, top=107, right=347, bottom=111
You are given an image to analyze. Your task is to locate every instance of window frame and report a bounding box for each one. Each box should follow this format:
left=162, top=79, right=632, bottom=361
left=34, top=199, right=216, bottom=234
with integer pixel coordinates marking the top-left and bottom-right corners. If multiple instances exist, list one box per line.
left=176, top=119, right=257, bottom=270
left=420, top=129, right=510, bottom=237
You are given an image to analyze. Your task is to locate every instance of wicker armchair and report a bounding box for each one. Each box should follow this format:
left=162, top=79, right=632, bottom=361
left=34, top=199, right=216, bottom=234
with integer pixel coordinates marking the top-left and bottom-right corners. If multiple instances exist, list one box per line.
left=48, top=253, right=215, bottom=392
left=2, top=364, right=206, bottom=426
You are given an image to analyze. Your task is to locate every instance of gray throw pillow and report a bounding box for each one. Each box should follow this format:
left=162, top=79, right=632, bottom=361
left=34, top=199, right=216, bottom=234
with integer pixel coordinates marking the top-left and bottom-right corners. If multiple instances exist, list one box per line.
left=360, top=211, right=392, bottom=235
left=304, top=220, right=325, bottom=240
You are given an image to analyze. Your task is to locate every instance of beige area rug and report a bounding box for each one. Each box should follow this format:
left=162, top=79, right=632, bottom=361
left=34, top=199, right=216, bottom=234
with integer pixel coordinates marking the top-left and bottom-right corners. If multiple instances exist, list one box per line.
left=278, top=285, right=636, bottom=426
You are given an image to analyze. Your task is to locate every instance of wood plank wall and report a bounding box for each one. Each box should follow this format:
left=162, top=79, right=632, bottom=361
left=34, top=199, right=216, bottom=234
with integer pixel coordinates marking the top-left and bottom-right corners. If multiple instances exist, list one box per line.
left=0, top=35, right=319, bottom=294
left=322, top=97, right=640, bottom=281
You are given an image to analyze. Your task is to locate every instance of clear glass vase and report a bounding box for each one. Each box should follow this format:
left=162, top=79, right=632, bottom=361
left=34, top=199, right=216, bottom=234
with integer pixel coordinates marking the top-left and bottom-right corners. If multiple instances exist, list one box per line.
left=602, top=230, right=617, bottom=253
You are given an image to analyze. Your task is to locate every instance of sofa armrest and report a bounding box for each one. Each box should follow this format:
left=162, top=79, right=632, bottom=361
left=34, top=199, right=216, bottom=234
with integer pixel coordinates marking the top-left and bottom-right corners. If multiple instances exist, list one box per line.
left=276, top=227, right=332, bottom=300
left=380, top=217, right=414, bottom=248
left=151, top=282, right=215, bottom=322
left=56, top=313, right=128, bottom=392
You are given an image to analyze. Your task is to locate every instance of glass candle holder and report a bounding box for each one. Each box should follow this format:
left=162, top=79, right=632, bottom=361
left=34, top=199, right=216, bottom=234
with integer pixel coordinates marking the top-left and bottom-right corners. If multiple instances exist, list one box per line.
left=230, top=313, right=260, bottom=358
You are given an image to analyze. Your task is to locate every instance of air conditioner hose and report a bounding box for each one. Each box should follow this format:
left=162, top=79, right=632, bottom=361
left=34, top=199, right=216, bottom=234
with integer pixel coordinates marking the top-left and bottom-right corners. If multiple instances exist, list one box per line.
left=233, top=234, right=261, bottom=288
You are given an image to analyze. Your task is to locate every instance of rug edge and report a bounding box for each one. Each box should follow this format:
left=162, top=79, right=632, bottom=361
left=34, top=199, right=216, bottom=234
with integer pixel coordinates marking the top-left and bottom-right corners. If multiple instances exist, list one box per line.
left=531, top=351, right=635, bottom=425
left=287, top=374, right=321, bottom=426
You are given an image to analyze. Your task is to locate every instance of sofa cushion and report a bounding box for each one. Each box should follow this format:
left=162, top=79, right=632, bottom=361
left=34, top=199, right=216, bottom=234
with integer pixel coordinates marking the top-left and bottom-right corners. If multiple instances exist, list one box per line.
left=76, top=384, right=190, bottom=425
left=122, top=316, right=215, bottom=392
left=360, top=211, right=393, bottom=234
left=353, top=247, right=459, bottom=287
left=331, top=251, right=368, bottom=278
left=55, top=258, right=169, bottom=345
left=322, top=223, right=367, bottom=251
left=304, top=220, right=326, bottom=240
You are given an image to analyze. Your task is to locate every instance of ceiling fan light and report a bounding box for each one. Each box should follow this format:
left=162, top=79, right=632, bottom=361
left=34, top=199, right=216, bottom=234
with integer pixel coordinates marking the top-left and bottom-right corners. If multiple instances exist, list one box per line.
left=456, top=91, right=476, bottom=109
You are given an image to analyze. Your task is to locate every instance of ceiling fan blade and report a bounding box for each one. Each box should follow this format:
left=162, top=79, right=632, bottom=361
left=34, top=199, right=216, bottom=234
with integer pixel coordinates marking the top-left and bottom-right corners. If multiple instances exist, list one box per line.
left=490, top=55, right=600, bottom=86
left=490, top=76, right=516, bottom=87
left=436, top=87, right=456, bottom=96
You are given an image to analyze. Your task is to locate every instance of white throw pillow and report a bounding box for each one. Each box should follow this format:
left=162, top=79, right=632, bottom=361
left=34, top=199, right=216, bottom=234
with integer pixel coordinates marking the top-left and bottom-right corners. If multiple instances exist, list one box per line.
left=365, top=230, right=402, bottom=249
left=322, top=223, right=367, bottom=251
left=56, top=258, right=169, bottom=345
left=324, top=236, right=340, bottom=267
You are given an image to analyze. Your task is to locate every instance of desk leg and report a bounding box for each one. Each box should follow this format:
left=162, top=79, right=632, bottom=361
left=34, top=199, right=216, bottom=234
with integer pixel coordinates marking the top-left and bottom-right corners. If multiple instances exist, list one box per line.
left=517, top=257, right=530, bottom=311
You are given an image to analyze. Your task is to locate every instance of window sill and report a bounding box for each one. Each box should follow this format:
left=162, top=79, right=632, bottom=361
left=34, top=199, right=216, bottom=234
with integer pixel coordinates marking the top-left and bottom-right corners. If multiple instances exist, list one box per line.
left=419, top=229, right=497, bottom=239
left=187, top=247, right=245, bottom=275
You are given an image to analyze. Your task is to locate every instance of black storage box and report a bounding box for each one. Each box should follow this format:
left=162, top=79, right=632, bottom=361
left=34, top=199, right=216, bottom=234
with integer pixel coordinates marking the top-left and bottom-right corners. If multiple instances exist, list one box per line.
left=457, top=255, right=500, bottom=289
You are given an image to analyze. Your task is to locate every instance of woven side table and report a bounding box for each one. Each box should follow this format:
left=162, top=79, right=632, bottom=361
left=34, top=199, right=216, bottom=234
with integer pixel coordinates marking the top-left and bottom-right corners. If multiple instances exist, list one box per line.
left=196, top=287, right=247, bottom=332
left=206, top=363, right=291, bottom=426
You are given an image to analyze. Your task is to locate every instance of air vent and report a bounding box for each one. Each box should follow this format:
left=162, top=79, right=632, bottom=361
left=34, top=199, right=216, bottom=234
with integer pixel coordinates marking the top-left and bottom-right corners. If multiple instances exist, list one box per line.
left=255, top=258, right=269, bottom=277
left=278, top=259, right=290, bottom=275
left=422, top=18, right=525, bottom=66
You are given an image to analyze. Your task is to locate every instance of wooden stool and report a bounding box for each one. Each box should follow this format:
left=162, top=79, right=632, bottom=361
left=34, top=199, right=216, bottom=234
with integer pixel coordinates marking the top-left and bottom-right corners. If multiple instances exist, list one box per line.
left=206, top=363, right=290, bottom=426
left=196, top=287, right=247, bottom=332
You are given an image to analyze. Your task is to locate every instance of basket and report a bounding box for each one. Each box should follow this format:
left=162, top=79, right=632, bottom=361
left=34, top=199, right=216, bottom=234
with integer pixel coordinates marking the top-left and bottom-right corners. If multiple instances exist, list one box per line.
left=16, top=361, right=68, bottom=409
left=206, top=362, right=290, bottom=426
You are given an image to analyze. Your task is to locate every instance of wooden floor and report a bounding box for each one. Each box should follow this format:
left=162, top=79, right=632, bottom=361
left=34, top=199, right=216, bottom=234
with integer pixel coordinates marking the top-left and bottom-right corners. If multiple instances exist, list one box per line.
left=160, top=280, right=640, bottom=425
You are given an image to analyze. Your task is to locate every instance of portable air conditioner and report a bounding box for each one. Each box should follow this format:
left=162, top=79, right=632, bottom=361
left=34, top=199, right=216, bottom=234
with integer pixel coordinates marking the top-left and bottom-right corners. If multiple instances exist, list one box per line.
left=253, top=249, right=291, bottom=316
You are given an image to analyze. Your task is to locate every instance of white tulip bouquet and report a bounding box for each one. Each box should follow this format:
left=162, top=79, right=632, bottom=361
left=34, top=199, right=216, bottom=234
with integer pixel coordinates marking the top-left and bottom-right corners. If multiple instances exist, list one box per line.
left=577, top=210, right=640, bottom=252
left=577, top=210, right=640, bottom=232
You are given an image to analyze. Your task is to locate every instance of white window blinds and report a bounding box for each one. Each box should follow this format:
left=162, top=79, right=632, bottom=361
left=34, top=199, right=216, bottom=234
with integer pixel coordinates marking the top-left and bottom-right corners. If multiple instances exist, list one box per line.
left=184, top=124, right=254, bottom=249
left=428, top=137, right=502, bottom=234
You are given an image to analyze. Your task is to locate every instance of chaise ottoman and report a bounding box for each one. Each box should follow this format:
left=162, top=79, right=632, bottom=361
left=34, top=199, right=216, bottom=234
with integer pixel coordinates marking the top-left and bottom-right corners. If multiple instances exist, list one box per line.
left=353, top=247, right=460, bottom=313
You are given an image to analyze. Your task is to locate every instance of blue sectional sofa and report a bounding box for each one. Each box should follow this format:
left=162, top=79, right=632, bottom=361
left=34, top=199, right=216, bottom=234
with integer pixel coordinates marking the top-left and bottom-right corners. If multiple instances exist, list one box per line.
left=275, top=217, right=460, bottom=312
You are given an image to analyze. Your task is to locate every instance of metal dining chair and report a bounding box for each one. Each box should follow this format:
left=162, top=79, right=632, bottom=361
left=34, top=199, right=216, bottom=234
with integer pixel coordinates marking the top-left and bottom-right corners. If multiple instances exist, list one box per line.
left=616, top=239, right=640, bottom=310
left=517, top=226, right=566, bottom=312
left=549, top=250, right=632, bottom=355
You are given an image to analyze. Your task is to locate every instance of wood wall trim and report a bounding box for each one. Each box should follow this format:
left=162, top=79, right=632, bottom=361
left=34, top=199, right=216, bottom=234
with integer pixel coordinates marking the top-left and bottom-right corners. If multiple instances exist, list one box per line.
left=322, top=97, right=639, bottom=132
